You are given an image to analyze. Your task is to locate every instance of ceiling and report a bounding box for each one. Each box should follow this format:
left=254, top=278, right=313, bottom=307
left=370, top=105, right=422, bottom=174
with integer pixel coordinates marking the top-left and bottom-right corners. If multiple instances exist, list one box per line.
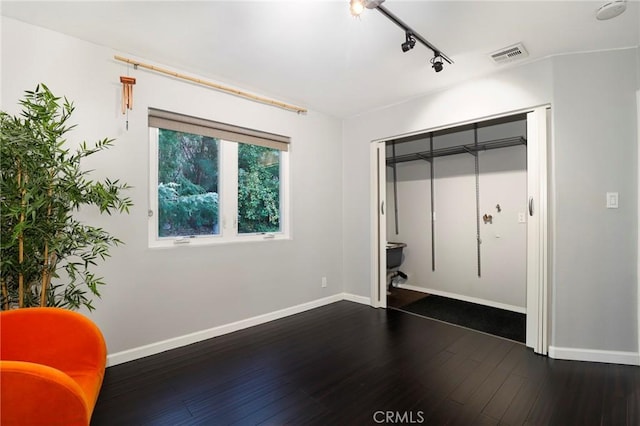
left=2, top=1, right=638, bottom=118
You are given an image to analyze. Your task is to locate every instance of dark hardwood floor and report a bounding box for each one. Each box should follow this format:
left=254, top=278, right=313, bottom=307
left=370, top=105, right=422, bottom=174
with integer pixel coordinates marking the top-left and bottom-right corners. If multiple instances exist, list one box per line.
left=92, top=301, right=640, bottom=425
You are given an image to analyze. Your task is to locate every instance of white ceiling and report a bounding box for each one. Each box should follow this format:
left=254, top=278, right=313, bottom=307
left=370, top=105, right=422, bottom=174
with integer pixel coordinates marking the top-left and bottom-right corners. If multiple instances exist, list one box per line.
left=2, top=1, right=639, bottom=118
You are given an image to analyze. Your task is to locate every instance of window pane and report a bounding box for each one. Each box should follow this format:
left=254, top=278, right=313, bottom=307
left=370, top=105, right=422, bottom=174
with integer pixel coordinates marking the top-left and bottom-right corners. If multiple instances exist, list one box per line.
left=237, top=144, right=281, bottom=234
left=157, top=129, right=219, bottom=237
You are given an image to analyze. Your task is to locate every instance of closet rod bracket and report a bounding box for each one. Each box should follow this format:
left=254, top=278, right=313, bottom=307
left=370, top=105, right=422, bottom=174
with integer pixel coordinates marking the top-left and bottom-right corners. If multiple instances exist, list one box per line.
left=463, top=146, right=478, bottom=157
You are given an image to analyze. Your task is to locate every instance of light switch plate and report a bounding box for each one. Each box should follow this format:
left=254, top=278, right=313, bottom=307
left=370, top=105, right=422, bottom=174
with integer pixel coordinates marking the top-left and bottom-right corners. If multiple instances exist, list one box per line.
left=606, top=192, right=619, bottom=209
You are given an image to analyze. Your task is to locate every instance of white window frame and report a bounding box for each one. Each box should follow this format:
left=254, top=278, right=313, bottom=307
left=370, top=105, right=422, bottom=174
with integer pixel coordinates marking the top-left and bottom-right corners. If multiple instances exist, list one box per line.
left=148, top=124, right=290, bottom=248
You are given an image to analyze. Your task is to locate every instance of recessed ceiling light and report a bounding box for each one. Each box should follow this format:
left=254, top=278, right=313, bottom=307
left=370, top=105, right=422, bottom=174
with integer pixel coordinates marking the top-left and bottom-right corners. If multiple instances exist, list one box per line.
left=596, top=1, right=627, bottom=20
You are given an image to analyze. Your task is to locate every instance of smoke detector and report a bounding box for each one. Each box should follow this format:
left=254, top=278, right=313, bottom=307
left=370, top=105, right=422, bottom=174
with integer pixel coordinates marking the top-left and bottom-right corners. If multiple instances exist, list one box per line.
left=596, top=1, right=627, bottom=20
left=489, top=43, right=529, bottom=65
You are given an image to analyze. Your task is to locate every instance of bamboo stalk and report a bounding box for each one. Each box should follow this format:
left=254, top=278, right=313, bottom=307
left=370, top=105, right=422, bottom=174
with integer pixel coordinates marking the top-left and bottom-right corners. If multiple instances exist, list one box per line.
left=40, top=243, right=49, bottom=307
left=114, top=55, right=308, bottom=114
left=1, top=279, right=9, bottom=310
left=40, top=179, right=54, bottom=307
left=17, top=166, right=25, bottom=308
left=41, top=253, right=56, bottom=308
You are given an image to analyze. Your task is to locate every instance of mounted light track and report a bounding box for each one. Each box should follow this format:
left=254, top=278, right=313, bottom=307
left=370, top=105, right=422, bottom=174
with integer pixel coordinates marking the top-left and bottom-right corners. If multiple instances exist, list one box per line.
left=349, top=0, right=453, bottom=72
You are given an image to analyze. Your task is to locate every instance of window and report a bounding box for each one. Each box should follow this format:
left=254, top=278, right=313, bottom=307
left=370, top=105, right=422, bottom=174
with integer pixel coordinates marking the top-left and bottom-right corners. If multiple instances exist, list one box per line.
left=237, top=143, right=281, bottom=233
left=148, top=109, right=289, bottom=246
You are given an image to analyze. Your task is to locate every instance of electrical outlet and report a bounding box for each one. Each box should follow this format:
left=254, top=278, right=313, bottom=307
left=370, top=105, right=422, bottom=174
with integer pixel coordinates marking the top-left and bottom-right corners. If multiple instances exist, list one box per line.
left=518, top=212, right=526, bottom=223
left=321, top=277, right=327, bottom=288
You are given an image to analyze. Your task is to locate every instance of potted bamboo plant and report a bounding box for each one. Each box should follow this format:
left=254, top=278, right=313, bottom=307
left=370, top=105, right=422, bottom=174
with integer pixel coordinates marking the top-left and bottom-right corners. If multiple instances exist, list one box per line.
left=0, top=84, right=132, bottom=311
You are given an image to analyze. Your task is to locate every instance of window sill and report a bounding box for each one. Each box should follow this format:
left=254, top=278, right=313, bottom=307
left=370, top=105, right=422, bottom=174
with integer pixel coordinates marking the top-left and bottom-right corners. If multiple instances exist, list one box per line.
left=148, top=233, right=290, bottom=249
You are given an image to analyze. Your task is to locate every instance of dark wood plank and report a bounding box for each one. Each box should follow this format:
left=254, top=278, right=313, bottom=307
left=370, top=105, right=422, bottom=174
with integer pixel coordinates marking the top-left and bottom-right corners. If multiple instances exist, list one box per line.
left=483, top=374, right=526, bottom=420
left=499, top=375, right=544, bottom=425
left=525, top=357, right=586, bottom=426
left=599, top=364, right=628, bottom=426
left=449, top=339, right=514, bottom=404
left=627, top=388, right=640, bottom=426
left=92, top=380, right=192, bottom=425
left=423, top=398, right=464, bottom=425
left=452, top=344, right=527, bottom=425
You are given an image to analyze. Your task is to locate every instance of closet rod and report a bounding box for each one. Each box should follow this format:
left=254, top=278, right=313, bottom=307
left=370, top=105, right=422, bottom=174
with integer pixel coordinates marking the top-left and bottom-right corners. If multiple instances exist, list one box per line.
left=113, top=55, right=307, bottom=114
left=474, top=125, right=482, bottom=277
left=430, top=134, right=435, bottom=271
left=386, top=136, right=526, bottom=166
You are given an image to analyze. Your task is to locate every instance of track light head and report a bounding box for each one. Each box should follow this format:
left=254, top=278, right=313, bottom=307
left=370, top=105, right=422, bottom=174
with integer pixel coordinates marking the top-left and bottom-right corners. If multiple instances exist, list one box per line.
left=431, top=54, right=444, bottom=73
left=349, top=0, right=365, bottom=16
left=350, top=0, right=386, bottom=17
left=401, top=32, right=416, bottom=53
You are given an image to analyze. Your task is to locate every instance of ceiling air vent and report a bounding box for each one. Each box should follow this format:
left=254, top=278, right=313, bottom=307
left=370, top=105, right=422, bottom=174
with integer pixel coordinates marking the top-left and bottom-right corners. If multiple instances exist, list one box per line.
left=489, top=43, right=528, bottom=65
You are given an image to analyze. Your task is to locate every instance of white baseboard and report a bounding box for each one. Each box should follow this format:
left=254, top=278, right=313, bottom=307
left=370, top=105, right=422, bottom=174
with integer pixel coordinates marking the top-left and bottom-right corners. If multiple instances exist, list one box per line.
left=398, top=284, right=526, bottom=314
left=342, top=292, right=371, bottom=305
left=107, top=292, right=370, bottom=367
left=549, top=346, right=640, bottom=366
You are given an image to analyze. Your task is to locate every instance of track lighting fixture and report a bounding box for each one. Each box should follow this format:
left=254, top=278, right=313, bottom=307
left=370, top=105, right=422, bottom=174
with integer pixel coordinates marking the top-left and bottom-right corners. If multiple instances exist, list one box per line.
left=401, top=32, right=416, bottom=53
left=431, top=54, right=444, bottom=73
left=348, top=0, right=453, bottom=73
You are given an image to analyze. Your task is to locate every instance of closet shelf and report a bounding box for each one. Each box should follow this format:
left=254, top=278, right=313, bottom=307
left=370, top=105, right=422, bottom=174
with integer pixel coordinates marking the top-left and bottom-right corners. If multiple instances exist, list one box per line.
left=386, top=136, right=526, bottom=166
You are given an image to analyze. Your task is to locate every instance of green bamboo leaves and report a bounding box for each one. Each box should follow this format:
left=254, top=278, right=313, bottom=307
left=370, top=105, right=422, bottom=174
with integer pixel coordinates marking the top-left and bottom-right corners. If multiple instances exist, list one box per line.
left=0, top=84, right=132, bottom=311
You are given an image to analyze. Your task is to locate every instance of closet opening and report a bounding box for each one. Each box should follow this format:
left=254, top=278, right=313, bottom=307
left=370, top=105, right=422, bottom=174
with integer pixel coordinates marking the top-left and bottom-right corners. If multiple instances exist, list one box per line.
left=383, top=113, right=529, bottom=344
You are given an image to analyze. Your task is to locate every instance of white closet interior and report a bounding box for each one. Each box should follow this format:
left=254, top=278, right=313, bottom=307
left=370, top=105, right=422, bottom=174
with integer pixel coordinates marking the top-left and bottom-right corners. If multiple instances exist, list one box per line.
left=386, top=114, right=528, bottom=312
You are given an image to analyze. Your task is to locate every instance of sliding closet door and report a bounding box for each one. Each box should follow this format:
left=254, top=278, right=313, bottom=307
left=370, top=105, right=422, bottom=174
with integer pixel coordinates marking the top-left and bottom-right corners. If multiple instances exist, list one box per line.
left=371, top=141, right=387, bottom=308
left=526, top=107, right=549, bottom=354
left=637, top=90, right=640, bottom=358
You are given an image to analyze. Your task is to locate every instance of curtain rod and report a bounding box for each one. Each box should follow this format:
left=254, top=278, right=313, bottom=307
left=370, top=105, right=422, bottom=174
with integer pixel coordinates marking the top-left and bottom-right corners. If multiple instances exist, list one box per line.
left=114, top=55, right=307, bottom=114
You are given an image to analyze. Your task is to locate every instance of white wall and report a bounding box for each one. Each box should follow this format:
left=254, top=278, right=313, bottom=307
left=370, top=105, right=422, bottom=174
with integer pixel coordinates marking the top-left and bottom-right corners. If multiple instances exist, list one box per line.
left=344, top=48, right=640, bottom=356
left=552, top=49, right=638, bottom=352
left=386, top=121, right=527, bottom=310
left=2, top=18, right=344, bottom=355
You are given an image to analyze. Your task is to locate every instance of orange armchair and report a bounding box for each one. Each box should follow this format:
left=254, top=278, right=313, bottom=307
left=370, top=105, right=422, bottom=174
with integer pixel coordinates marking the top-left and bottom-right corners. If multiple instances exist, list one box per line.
left=1, top=307, right=107, bottom=425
